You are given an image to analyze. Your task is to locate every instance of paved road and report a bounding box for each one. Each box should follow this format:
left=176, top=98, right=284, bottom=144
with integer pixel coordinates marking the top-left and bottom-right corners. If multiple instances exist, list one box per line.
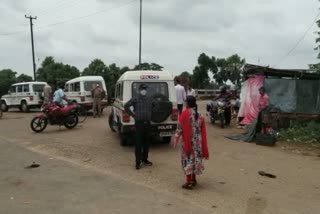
left=0, top=138, right=210, bottom=214
left=0, top=104, right=320, bottom=214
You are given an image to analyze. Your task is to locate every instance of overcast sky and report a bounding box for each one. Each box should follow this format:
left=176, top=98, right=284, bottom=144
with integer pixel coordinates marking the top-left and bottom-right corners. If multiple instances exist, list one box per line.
left=0, top=0, right=319, bottom=77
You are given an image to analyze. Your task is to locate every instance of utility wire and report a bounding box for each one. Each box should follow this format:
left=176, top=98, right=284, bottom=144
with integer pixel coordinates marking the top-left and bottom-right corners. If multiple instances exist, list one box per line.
left=0, top=0, right=136, bottom=36
left=274, top=10, right=320, bottom=67
left=36, top=0, right=136, bottom=30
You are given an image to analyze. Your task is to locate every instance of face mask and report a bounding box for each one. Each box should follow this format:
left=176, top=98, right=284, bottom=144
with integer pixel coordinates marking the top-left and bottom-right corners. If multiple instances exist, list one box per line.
left=140, top=89, right=147, bottom=96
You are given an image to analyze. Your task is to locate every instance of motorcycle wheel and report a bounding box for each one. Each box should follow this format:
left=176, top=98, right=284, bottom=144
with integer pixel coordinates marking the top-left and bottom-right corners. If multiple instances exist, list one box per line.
left=219, top=113, right=225, bottom=129
left=31, top=117, right=48, bottom=133
left=64, top=113, right=79, bottom=129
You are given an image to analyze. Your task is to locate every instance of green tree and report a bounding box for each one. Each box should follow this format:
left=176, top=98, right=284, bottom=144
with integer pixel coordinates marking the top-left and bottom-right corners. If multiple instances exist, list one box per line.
left=0, top=69, right=17, bottom=97
left=16, top=74, right=33, bottom=82
left=133, top=62, right=163, bottom=71
left=37, top=56, right=80, bottom=86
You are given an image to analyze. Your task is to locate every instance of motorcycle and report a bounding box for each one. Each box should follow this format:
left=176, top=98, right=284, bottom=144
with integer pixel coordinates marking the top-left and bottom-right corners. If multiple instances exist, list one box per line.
left=30, top=101, right=79, bottom=133
left=206, top=98, right=229, bottom=128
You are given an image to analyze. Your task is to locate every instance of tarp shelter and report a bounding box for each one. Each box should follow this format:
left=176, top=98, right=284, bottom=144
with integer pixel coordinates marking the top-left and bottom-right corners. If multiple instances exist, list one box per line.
left=238, top=64, right=320, bottom=125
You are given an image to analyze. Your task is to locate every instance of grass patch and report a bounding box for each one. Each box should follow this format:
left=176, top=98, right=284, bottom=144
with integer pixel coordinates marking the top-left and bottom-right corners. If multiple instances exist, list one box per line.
left=279, top=121, right=320, bottom=147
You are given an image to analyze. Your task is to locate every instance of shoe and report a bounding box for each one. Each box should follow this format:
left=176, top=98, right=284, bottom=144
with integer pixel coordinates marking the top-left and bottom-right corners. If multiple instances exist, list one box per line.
left=136, top=162, right=141, bottom=170
left=142, top=160, right=153, bottom=166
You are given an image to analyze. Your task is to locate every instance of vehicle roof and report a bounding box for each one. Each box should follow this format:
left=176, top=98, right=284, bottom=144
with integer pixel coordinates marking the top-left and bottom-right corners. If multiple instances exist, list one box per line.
left=12, top=81, right=47, bottom=86
left=117, top=70, right=174, bottom=82
left=66, top=76, right=104, bottom=84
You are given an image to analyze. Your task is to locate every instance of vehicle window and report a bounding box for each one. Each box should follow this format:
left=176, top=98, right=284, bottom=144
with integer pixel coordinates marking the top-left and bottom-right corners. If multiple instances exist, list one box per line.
left=119, top=82, right=123, bottom=100
left=132, top=82, right=169, bottom=98
left=10, top=86, right=16, bottom=93
left=64, top=84, right=69, bottom=92
left=23, top=85, right=30, bottom=92
left=33, top=84, right=45, bottom=93
left=84, top=81, right=102, bottom=91
left=75, top=82, right=80, bottom=92
left=17, top=85, right=23, bottom=93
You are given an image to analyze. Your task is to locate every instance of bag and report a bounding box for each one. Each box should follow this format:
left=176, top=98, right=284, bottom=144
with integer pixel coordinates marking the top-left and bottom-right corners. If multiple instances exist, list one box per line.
left=255, top=133, right=276, bottom=146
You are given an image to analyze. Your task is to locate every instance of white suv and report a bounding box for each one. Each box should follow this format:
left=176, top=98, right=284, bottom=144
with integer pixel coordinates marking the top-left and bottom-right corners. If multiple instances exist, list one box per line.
left=108, top=70, right=178, bottom=146
left=1, top=82, right=47, bottom=112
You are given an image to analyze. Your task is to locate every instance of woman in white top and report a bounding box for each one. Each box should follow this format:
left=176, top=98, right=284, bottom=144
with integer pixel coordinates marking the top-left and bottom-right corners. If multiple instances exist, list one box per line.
left=186, top=84, right=196, bottom=97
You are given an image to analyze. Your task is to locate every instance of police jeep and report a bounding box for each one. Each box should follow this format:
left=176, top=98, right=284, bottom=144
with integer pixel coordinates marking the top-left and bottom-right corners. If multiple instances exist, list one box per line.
left=108, top=70, right=178, bottom=146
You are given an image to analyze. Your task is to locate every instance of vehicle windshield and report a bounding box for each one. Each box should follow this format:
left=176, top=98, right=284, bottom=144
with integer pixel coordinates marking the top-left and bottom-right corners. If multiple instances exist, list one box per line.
left=132, top=82, right=169, bottom=98
left=84, top=81, right=102, bottom=91
left=33, top=84, right=45, bottom=93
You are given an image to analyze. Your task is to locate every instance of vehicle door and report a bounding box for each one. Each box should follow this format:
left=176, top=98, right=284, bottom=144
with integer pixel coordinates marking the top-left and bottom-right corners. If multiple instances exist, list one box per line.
left=69, top=82, right=81, bottom=102
left=16, top=85, right=24, bottom=105
left=9, top=85, right=17, bottom=105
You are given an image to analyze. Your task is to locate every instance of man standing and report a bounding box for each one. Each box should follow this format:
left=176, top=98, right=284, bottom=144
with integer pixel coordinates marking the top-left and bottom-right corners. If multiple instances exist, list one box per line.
left=124, top=84, right=153, bottom=170
left=175, top=78, right=186, bottom=115
left=92, top=83, right=103, bottom=118
left=43, top=83, right=52, bottom=103
left=258, top=87, right=270, bottom=111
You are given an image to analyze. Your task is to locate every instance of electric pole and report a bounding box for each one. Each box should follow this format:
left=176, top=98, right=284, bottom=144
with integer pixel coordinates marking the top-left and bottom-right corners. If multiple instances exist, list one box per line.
left=139, top=0, right=142, bottom=69
left=25, top=15, right=37, bottom=81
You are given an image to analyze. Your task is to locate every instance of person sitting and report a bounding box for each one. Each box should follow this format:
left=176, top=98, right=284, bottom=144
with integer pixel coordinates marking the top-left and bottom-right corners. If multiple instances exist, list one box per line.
left=53, top=83, right=68, bottom=108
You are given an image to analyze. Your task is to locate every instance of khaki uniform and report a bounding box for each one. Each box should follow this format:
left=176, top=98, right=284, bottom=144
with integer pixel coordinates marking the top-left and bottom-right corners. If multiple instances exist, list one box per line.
left=43, top=84, right=52, bottom=103
left=92, top=87, right=103, bottom=117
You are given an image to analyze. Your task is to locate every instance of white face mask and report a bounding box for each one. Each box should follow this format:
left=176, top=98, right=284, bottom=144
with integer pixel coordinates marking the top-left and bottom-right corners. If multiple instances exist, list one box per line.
left=140, top=89, right=147, bottom=96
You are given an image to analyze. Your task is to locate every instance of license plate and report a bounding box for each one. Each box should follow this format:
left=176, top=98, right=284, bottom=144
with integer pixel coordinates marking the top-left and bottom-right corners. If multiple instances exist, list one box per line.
left=160, top=132, right=174, bottom=137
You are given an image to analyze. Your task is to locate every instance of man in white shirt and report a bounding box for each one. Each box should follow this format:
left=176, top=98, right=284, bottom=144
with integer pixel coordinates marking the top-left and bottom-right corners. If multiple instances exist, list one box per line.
left=175, top=78, right=186, bottom=115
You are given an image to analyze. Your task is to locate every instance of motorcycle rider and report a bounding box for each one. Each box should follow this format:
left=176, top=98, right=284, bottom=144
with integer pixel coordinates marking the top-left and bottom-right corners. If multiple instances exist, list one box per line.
left=53, top=83, right=68, bottom=107
left=216, top=85, right=233, bottom=126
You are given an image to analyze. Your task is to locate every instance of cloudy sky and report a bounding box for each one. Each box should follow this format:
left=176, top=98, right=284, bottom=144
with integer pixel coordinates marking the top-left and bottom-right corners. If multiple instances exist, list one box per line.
left=0, top=0, right=319, bottom=78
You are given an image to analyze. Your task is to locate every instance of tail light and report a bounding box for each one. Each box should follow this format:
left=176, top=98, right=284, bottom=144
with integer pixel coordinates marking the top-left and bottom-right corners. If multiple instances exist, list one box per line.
left=29, top=96, right=34, bottom=101
left=80, top=96, right=85, bottom=102
left=122, top=111, right=130, bottom=123
left=171, top=108, right=178, bottom=121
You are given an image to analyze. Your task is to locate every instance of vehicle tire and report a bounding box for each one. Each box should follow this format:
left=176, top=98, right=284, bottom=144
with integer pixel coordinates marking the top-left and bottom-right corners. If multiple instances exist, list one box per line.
left=219, top=113, right=225, bottom=129
left=109, top=113, right=117, bottom=133
left=162, top=137, right=171, bottom=144
left=151, top=94, right=172, bottom=123
left=21, top=101, right=29, bottom=113
left=31, top=117, right=48, bottom=133
left=120, top=134, right=129, bottom=146
left=76, top=104, right=87, bottom=123
left=64, top=113, right=79, bottom=129
left=1, top=101, right=8, bottom=112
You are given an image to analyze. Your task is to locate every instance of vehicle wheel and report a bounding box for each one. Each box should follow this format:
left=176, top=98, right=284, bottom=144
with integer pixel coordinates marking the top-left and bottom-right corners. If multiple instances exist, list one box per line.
left=219, top=114, right=225, bottom=129
left=21, top=101, right=29, bottom=113
left=31, top=117, right=48, bottom=133
left=76, top=105, right=87, bottom=123
left=120, top=134, right=129, bottom=146
left=1, top=101, right=8, bottom=112
left=162, top=137, right=171, bottom=144
left=108, top=113, right=117, bottom=132
left=64, top=113, right=79, bottom=129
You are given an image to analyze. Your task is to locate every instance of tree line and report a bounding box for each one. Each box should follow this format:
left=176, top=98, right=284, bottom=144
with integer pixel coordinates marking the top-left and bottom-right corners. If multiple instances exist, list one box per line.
left=0, top=53, right=245, bottom=98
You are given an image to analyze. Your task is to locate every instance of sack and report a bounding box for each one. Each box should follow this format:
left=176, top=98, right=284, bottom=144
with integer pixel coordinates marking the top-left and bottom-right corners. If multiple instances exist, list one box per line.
left=255, top=133, right=276, bottom=146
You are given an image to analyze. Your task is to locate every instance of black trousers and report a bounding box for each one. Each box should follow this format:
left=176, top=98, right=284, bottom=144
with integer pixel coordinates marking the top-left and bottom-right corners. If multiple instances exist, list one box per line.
left=224, top=107, right=231, bottom=125
left=135, top=121, right=151, bottom=164
left=177, top=104, right=183, bottom=115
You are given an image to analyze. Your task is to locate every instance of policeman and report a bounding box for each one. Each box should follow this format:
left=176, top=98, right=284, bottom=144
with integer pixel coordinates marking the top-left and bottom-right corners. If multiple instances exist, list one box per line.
left=92, top=83, right=104, bottom=118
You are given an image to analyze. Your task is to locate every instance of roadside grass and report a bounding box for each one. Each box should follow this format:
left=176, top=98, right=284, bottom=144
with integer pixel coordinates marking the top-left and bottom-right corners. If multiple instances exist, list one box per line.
left=279, top=121, right=320, bottom=148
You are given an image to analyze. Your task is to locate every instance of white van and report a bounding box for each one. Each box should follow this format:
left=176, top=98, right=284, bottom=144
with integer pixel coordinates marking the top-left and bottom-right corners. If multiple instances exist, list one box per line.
left=1, top=82, right=47, bottom=112
left=108, top=70, right=178, bottom=146
left=64, top=76, right=108, bottom=111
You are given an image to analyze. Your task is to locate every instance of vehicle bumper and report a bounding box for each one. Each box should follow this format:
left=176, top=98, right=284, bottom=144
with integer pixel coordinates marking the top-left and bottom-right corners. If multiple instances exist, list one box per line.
left=121, top=123, right=178, bottom=137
